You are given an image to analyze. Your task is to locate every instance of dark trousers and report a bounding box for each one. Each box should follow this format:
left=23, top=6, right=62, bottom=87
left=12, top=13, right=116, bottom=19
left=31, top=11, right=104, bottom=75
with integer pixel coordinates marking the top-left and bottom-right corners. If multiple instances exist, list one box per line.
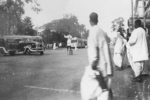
left=67, top=46, right=71, bottom=51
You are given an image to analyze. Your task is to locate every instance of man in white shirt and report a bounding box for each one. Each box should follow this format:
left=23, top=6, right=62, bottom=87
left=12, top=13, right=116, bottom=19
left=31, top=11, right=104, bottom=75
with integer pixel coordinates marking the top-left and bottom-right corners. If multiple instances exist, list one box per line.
left=128, top=19, right=149, bottom=82
left=64, top=34, right=72, bottom=54
left=113, top=31, right=126, bottom=71
left=80, top=12, right=113, bottom=100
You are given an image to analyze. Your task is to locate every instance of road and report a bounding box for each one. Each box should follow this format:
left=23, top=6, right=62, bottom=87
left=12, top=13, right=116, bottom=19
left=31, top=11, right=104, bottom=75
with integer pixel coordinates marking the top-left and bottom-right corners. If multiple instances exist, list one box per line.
left=0, top=48, right=150, bottom=100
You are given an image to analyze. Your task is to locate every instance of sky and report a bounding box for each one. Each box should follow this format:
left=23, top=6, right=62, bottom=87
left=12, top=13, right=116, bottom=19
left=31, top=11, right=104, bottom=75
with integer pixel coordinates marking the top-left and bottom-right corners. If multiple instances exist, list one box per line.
left=23, top=0, right=135, bottom=34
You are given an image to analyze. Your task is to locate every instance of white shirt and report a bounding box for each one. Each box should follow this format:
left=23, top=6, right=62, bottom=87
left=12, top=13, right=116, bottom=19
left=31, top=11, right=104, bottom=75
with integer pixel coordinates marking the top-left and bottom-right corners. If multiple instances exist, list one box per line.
left=128, top=27, right=149, bottom=62
left=88, top=25, right=113, bottom=77
left=64, top=35, right=72, bottom=46
left=114, top=33, right=126, bottom=54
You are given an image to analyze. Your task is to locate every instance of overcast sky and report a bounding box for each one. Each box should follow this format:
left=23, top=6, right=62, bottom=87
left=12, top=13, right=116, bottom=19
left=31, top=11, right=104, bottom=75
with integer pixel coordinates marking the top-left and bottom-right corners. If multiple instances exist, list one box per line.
left=23, top=0, right=136, bottom=33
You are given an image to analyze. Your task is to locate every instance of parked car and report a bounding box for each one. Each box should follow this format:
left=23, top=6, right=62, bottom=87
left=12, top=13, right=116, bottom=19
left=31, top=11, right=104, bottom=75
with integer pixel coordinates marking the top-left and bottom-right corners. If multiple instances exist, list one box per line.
left=19, top=41, right=44, bottom=55
left=0, top=35, right=45, bottom=56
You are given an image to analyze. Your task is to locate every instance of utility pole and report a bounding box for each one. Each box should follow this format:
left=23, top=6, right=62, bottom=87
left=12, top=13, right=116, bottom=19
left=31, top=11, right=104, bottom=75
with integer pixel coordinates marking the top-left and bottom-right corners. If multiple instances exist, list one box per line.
left=143, top=0, right=146, bottom=28
left=131, top=0, right=134, bottom=30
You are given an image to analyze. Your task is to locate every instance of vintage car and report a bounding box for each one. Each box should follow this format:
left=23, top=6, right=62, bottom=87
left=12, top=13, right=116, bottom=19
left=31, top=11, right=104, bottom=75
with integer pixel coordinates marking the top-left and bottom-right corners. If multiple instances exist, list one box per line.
left=0, top=35, right=45, bottom=56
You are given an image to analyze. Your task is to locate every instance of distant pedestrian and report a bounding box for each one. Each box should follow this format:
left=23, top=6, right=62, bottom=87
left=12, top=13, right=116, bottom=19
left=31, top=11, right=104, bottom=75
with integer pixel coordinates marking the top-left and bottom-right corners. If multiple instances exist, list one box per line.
left=53, top=43, right=56, bottom=50
left=59, top=42, right=62, bottom=47
left=74, top=40, right=78, bottom=51
left=127, top=19, right=149, bottom=82
left=80, top=12, right=113, bottom=100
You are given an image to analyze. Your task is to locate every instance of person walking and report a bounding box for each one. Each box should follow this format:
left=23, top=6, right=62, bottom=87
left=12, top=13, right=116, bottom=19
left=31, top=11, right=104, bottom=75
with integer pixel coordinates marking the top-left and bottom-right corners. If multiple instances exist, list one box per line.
left=127, top=19, right=149, bottom=82
left=53, top=42, right=57, bottom=50
left=80, top=12, right=113, bottom=100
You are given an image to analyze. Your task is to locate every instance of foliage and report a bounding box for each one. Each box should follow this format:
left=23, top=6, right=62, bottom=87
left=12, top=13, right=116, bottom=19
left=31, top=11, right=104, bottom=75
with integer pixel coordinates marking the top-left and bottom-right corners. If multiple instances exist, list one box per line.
left=44, top=14, right=88, bottom=38
left=15, top=16, right=37, bottom=36
left=42, top=14, right=88, bottom=45
left=111, top=17, right=125, bottom=45
left=42, top=29, right=66, bottom=45
left=0, top=0, right=41, bottom=36
left=82, top=29, right=89, bottom=39
left=111, top=17, right=124, bottom=31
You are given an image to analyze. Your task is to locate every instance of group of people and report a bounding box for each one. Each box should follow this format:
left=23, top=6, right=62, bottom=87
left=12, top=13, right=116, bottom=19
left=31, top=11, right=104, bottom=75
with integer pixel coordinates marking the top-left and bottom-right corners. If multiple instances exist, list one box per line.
left=80, top=12, right=149, bottom=100
left=112, top=19, right=149, bottom=82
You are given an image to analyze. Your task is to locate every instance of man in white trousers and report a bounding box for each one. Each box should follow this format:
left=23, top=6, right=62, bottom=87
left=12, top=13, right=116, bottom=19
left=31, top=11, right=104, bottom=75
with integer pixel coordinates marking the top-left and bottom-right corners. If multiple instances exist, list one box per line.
left=113, top=30, right=127, bottom=71
left=127, top=19, right=149, bottom=82
left=80, top=12, right=113, bottom=100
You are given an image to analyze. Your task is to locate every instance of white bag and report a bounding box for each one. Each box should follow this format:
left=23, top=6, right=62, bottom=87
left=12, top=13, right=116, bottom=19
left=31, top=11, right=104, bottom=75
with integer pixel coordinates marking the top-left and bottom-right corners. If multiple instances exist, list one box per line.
left=80, top=66, right=109, bottom=100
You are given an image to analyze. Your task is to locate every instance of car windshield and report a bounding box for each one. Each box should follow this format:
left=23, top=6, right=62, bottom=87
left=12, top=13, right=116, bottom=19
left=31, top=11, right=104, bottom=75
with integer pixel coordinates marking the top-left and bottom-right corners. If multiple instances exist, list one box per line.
left=15, top=39, right=22, bottom=43
left=7, top=39, right=16, bottom=43
left=32, top=37, right=43, bottom=43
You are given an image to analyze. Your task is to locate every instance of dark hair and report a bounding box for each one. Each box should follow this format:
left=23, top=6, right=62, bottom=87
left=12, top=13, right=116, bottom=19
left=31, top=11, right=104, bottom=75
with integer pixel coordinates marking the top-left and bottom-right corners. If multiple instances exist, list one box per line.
left=89, top=12, right=98, bottom=24
left=117, top=28, right=124, bottom=37
left=135, top=19, right=142, bottom=27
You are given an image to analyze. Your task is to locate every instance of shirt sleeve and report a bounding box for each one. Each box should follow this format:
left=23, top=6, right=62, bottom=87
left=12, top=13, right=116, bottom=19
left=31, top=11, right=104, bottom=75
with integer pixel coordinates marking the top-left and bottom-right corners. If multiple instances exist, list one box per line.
left=129, top=30, right=137, bottom=46
left=87, top=30, right=98, bottom=68
left=102, top=35, right=113, bottom=76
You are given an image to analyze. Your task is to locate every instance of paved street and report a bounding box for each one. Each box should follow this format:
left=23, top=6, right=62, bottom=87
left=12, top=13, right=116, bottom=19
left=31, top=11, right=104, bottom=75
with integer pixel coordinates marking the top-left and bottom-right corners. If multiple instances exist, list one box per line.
left=0, top=48, right=150, bottom=100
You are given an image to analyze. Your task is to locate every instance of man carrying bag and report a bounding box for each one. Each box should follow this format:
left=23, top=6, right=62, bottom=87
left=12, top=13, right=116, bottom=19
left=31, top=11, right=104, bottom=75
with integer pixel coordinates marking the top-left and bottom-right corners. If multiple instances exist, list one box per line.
left=80, top=12, right=113, bottom=100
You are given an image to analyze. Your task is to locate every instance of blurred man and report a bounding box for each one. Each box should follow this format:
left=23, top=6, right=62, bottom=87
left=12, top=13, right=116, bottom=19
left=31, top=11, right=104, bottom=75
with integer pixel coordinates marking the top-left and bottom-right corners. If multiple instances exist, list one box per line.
left=80, top=12, right=113, bottom=100
left=127, top=19, right=149, bottom=82
left=64, top=34, right=72, bottom=54
left=113, top=30, right=126, bottom=71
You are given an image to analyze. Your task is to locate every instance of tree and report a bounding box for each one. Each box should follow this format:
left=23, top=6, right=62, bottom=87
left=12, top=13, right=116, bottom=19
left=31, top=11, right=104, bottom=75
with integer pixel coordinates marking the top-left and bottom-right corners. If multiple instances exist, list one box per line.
left=0, top=0, right=41, bottom=36
left=111, top=17, right=125, bottom=45
left=42, top=29, right=66, bottom=45
left=44, top=14, right=87, bottom=38
left=42, top=29, right=51, bottom=44
left=111, top=17, right=125, bottom=31
left=23, top=17, right=33, bottom=30
left=42, top=14, right=88, bottom=45
left=15, top=16, right=37, bottom=36
left=0, top=0, right=24, bottom=35
left=15, top=22, right=24, bottom=35
left=82, top=30, right=89, bottom=39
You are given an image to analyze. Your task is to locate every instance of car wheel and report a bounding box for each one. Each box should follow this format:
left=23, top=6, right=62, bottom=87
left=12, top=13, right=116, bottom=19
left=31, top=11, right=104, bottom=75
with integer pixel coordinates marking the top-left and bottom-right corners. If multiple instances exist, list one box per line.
left=27, top=49, right=31, bottom=55
left=23, top=51, right=26, bottom=55
left=24, top=49, right=31, bottom=55
left=9, top=51, right=15, bottom=56
left=23, top=49, right=27, bottom=54
left=40, top=51, right=44, bottom=55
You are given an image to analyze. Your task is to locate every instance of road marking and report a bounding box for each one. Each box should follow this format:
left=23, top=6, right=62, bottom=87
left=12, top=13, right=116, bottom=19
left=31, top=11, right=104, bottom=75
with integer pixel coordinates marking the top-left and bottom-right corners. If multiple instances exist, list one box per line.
left=24, top=85, right=80, bottom=93
left=25, top=85, right=139, bottom=98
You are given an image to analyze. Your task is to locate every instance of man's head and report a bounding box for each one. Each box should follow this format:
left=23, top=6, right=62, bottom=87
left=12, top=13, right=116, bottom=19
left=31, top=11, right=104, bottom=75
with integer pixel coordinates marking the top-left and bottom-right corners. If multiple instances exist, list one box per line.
left=89, top=12, right=98, bottom=26
left=134, top=19, right=142, bottom=28
left=117, top=28, right=124, bottom=37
